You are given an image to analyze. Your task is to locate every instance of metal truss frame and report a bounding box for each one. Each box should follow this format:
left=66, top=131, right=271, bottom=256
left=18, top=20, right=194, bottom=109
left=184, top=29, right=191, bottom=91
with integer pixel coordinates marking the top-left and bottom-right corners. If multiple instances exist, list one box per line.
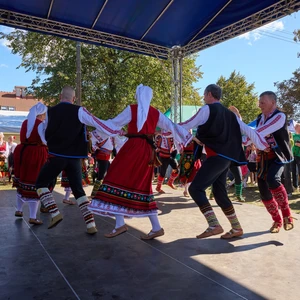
left=184, top=0, right=300, bottom=56
left=0, top=9, right=170, bottom=59
left=1, top=0, right=300, bottom=121
left=170, top=46, right=184, bottom=123
left=0, top=0, right=299, bottom=59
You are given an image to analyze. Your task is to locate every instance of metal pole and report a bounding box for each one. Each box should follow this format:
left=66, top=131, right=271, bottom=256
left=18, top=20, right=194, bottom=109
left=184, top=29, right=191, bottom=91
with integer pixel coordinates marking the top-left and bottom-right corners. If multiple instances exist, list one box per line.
left=173, top=54, right=178, bottom=123
left=179, top=56, right=183, bottom=123
left=170, top=46, right=182, bottom=123
left=76, top=41, right=82, bottom=106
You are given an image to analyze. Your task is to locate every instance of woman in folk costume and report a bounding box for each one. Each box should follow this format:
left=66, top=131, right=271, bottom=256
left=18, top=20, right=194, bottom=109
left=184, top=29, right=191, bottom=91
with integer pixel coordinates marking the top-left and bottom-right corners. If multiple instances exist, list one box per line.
left=13, top=103, right=48, bottom=225
left=0, top=132, right=9, bottom=184
left=178, top=139, right=202, bottom=197
left=88, top=84, right=193, bottom=239
left=89, top=130, right=127, bottom=198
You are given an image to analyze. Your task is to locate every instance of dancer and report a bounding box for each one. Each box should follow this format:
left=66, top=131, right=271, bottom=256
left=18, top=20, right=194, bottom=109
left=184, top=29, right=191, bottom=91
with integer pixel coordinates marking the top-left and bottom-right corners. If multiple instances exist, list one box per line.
left=35, top=86, right=123, bottom=234
left=89, top=130, right=127, bottom=198
left=178, top=140, right=202, bottom=197
left=180, top=84, right=268, bottom=239
left=155, top=132, right=179, bottom=193
left=234, top=91, right=294, bottom=233
left=13, top=103, right=48, bottom=224
left=88, top=84, right=193, bottom=239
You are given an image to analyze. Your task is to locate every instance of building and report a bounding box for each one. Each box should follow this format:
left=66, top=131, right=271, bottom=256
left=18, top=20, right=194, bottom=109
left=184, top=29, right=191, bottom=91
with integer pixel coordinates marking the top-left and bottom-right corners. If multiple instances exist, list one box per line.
left=0, top=86, right=42, bottom=112
left=0, top=86, right=43, bottom=140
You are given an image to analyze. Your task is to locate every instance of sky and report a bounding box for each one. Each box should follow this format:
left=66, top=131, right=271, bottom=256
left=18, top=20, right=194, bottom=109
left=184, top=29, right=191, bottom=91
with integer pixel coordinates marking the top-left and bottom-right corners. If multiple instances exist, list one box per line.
left=0, top=11, right=300, bottom=95
left=194, top=11, right=300, bottom=95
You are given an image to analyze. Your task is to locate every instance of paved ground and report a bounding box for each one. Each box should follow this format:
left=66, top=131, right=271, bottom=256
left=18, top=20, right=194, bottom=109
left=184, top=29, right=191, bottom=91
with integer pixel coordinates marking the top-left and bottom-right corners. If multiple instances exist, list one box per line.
left=1, top=185, right=300, bottom=300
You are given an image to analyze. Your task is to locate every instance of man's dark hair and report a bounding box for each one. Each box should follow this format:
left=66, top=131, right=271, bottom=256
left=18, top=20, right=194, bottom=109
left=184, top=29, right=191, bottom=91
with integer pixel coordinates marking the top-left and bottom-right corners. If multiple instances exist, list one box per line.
left=259, top=91, right=277, bottom=102
left=204, top=84, right=222, bottom=100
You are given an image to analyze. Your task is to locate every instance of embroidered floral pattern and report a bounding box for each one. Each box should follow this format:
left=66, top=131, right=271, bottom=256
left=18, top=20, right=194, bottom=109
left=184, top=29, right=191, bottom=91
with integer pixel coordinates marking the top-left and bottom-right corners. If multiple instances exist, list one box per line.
left=99, top=184, right=154, bottom=203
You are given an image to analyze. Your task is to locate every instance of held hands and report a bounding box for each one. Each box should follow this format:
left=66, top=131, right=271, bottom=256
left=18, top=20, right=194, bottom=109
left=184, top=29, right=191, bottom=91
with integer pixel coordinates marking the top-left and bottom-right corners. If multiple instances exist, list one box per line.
left=263, top=146, right=271, bottom=153
left=120, top=129, right=127, bottom=136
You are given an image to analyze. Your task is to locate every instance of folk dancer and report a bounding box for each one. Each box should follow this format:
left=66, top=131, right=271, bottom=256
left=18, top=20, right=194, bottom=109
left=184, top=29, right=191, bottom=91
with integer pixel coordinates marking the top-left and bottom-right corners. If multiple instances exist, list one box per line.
left=180, top=84, right=268, bottom=239
left=90, top=130, right=127, bottom=198
left=35, top=86, right=123, bottom=234
left=88, top=84, right=193, bottom=239
left=178, top=140, right=202, bottom=197
left=13, top=103, right=48, bottom=225
left=155, top=133, right=179, bottom=193
left=236, top=91, right=294, bottom=233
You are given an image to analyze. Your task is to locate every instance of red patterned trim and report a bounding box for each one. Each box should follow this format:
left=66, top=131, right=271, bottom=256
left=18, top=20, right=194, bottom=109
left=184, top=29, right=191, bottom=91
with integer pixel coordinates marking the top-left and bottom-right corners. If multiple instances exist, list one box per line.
left=82, top=108, right=123, bottom=135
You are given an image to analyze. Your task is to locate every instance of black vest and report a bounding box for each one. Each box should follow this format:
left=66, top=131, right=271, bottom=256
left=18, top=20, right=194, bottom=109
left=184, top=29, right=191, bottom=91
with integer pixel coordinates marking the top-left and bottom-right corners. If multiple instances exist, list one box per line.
left=256, top=110, right=293, bottom=163
left=196, top=103, right=247, bottom=165
left=46, top=102, right=88, bottom=158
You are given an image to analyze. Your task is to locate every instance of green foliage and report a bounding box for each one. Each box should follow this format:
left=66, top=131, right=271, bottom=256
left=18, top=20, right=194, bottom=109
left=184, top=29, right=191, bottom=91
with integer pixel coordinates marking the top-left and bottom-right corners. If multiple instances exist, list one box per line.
left=274, top=29, right=300, bottom=121
left=0, top=30, right=202, bottom=119
left=217, top=71, right=260, bottom=123
left=275, top=68, right=300, bottom=120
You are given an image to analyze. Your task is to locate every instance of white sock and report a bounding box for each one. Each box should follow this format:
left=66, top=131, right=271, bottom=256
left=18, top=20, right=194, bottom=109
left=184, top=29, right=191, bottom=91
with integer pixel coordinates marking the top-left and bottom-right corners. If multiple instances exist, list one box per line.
left=28, top=201, right=39, bottom=219
left=64, top=189, right=72, bottom=200
left=148, top=215, right=161, bottom=232
left=185, top=183, right=190, bottom=193
left=16, top=193, right=24, bottom=211
left=115, top=215, right=125, bottom=229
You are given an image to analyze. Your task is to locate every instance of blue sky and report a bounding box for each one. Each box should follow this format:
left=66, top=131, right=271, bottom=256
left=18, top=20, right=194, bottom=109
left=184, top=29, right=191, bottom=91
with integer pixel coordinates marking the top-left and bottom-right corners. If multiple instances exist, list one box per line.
left=0, top=11, right=300, bottom=94
left=195, top=11, right=300, bottom=95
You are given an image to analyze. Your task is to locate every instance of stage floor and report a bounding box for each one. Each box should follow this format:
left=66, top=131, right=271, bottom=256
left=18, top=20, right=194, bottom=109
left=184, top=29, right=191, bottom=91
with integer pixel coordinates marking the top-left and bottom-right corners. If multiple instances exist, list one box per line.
left=1, top=185, right=299, bottom=300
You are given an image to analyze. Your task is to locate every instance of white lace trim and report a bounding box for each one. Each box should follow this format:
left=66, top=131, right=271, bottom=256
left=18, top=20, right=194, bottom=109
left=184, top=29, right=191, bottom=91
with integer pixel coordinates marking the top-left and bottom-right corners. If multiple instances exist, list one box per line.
left=88, top=199, right=157, bottom=218
left=17, top=193, right=39, bottom=203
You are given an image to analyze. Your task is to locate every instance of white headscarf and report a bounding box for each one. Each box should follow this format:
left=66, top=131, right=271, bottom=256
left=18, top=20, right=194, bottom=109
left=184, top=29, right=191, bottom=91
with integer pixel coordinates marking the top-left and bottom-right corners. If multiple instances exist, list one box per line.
left=136, top=84, right=153, bottom=132
left=26, top=102, right=48, bottom=139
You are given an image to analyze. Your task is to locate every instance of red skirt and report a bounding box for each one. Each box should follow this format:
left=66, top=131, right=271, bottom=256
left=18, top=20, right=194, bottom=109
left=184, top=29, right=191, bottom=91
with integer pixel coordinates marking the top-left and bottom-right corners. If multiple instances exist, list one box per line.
left=13, top=144, right=48, bottom=199
left=89, top=137, right=158, bottom=217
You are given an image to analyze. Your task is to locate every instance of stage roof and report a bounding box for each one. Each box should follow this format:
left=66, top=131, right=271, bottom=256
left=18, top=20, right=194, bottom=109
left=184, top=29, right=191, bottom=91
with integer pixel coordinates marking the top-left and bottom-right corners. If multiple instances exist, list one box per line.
left=0, top=0, right=300, bottom=59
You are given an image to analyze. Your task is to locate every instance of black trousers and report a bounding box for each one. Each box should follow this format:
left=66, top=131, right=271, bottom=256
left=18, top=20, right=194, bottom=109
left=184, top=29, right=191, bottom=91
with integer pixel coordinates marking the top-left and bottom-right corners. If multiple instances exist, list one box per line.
left=97, top=159, right=110, bottom=181
left=159, top=156, right=178, bottom=177
left=189, top=156, right=232, bottom=209
left=229, top=163, right=242, bottom=185
left=36, top=156, right=85, bottom=200
left=257, top=159, right=284, bottom=200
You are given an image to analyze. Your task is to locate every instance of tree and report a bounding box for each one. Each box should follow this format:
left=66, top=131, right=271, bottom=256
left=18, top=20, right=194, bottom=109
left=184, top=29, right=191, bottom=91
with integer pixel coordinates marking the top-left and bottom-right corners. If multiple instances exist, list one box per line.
left=274, top=29, right=300, bottom=121
left=217, top=71, right=260, bottom=123
left=0, top=30, right=202, bottom=119
left=275, top=69, right=300, bottom=120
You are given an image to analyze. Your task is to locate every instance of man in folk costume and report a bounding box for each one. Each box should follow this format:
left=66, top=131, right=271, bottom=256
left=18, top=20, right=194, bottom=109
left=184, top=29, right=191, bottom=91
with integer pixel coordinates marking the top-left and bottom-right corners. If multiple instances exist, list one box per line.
left=234, top=91, right=294, bottom=233
left=90, top=130, right=127, bottom=198
left=13, top=103, right=48, bottom=224
left=180, top=84, right=268, bottom=239
left=0, top=132, right=9, bottom=184
left=35, top=86, right=123, bottom=234
left=155, top=132, right=179, bottom=193
left=88, top=84, right=193, bottom=239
